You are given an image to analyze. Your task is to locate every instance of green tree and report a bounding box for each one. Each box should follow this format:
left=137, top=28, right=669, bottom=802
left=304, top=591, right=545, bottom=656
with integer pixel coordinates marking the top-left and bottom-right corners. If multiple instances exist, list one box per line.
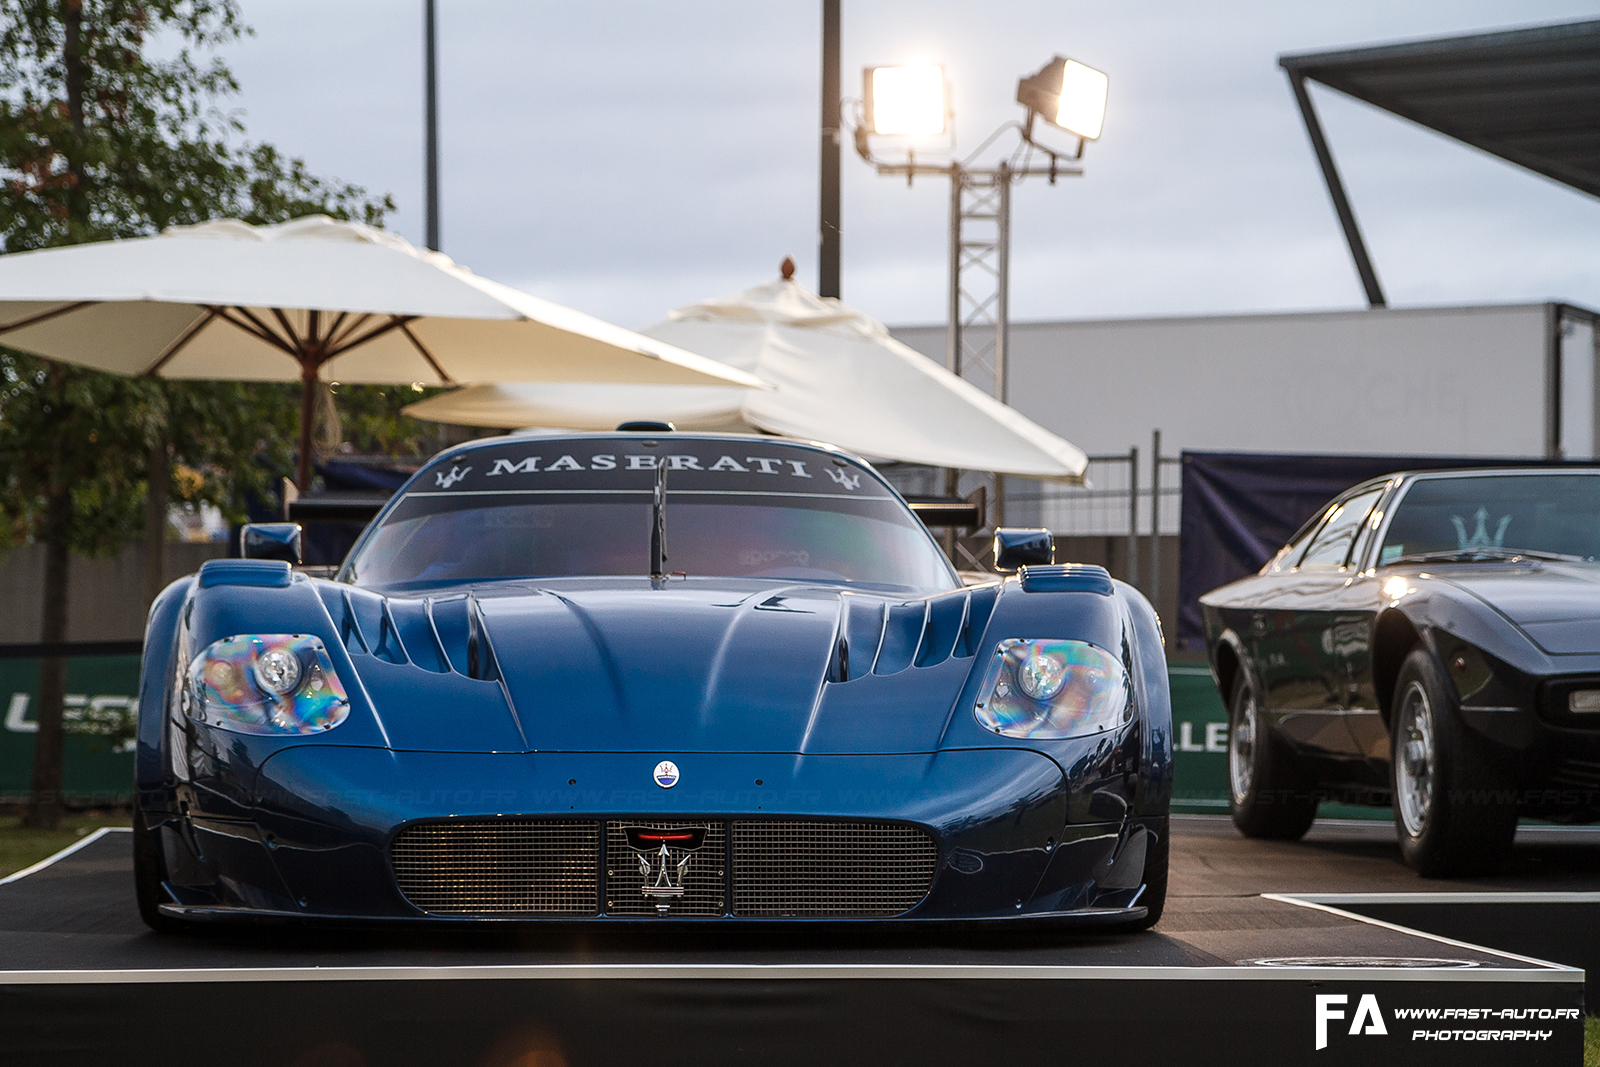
left=0, top=0, right=393, bottom=829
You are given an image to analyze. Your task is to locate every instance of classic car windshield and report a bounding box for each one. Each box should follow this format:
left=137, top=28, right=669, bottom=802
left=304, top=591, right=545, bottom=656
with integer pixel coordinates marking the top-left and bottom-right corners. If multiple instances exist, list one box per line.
left=344, top=442, right=958, bottom=592
left=1380, top=474, right=1600, bottom=564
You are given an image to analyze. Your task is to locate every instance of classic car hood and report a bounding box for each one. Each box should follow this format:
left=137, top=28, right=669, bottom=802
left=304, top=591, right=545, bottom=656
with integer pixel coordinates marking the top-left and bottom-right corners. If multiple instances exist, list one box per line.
left=1436, top=562, right=1600, bottom=655
left=468, top=581, right=983, bottom=753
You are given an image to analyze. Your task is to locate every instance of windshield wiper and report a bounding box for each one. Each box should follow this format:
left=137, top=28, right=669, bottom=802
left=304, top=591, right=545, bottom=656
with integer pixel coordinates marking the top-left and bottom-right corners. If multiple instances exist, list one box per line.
left=650, top=456, right=668, bottom=583
left=1388, top=547, right=1590, bottom=565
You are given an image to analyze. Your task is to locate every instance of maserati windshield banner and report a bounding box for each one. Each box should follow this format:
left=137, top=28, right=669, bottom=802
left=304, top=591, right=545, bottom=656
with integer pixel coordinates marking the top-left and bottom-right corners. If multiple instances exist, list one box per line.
left=415, top=441, right=889, bottom=498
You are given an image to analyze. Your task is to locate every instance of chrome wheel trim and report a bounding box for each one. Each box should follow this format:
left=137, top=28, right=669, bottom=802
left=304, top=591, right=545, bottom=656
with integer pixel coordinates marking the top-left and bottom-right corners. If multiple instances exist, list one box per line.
left=1229, top=686, right=1258, bottom=804
left=1395, top=679, right=1436, bottom=838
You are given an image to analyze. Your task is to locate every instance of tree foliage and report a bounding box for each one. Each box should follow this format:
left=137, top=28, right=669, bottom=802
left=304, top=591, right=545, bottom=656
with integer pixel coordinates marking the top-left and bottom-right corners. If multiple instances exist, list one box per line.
left=0, top=0, right=417, bottom=551
left=0, top=1, right=426, bottom=827
left=0, top=0, right=248, bottom=248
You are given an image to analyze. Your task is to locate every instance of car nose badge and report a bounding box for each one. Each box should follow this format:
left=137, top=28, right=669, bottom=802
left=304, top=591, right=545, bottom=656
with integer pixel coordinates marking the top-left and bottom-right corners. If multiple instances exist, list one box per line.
left=622, top=825, right=708, bottom=914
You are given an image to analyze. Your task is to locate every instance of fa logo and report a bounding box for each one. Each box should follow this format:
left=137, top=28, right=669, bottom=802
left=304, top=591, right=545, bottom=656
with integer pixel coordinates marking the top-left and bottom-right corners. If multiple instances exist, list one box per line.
left=434, top=465, right=471, bottom=488
left=826, top=467, right=861, bottom=490
left=1315, top=994, right=1387, bottom=1050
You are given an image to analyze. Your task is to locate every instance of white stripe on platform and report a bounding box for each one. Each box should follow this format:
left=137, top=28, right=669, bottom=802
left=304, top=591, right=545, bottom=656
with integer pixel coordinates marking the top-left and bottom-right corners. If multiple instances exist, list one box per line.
left=1291, top=891, right=1600, bottom=906
left=0, top=826, right=131, bottom=886
left=0, top=962, right=1578, bottom=986
left=1264, top=894, right=1578, bottom=972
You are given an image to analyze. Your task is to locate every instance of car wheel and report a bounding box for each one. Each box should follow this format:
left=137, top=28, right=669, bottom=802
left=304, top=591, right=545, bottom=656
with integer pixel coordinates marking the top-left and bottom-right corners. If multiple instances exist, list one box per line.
left=133, top=806, right=186, bottom=934
left=1125, top=826, right=1169, bottom=931
left=1227, top=669, right=1317, bottom=840
left=1390, top=648, right=1517, bottom=877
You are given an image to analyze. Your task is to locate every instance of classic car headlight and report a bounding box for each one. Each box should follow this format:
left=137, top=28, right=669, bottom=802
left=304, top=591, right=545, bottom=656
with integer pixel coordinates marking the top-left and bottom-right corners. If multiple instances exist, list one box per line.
left=974, top=638, right=1131, bottom=739
left=187, top=634, right=350, bottom=735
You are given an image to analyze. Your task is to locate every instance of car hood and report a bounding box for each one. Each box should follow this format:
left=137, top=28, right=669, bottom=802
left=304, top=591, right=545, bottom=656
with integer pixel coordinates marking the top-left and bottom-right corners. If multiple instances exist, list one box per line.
left=344, top=579, right=993, bottom=755
left=1435, top=562, right=1600, bottom=655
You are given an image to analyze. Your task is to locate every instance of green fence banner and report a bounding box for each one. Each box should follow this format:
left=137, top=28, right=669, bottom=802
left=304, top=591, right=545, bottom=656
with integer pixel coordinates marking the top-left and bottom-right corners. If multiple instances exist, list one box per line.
left=1167, top=666, right=1231, bottom=814
left=0, top=656, right=141, bottom=803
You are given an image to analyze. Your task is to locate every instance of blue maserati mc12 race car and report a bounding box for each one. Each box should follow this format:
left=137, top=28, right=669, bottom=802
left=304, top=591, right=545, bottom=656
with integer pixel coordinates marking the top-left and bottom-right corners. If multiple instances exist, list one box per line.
left=134, top=431, right=1172, bottom=928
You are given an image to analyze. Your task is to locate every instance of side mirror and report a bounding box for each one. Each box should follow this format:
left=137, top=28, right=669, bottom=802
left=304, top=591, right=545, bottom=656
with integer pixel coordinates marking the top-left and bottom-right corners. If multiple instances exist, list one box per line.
left=240, top=522, right=303, bottom=565
left=993, top=527, right=1053, bottom=572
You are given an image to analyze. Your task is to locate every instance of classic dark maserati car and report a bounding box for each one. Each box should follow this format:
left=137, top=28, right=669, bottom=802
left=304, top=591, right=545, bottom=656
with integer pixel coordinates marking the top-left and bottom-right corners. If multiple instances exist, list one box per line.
left=1201, top=467, right=1600, bottom=875
left=134, top=431, right=1172, bottom=928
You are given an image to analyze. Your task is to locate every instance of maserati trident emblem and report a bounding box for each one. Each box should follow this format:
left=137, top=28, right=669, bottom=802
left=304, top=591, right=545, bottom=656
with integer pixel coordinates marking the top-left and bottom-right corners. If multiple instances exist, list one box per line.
left=622, top=825, right=707, bottom=913
left=433, top=464, right=471, bottom=488
left=653, top=760, right=680, bottom=788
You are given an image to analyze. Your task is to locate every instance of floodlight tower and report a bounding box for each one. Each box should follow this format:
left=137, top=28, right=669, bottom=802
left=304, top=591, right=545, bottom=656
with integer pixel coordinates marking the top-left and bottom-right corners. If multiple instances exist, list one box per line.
left=852, top=55, right=1108, bottom=534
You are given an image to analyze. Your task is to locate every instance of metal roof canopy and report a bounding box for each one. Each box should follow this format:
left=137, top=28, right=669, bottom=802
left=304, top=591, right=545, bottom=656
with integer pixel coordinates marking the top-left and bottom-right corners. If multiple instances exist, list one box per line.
left=1279, top=19, right=1600, bottom=308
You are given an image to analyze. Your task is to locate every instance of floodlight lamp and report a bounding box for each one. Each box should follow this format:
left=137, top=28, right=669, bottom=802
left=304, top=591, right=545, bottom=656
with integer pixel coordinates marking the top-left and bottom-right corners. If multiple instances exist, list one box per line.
left=865, top=64, right=946, bottom=137
left=1016, top=56, right=1107, bottom=140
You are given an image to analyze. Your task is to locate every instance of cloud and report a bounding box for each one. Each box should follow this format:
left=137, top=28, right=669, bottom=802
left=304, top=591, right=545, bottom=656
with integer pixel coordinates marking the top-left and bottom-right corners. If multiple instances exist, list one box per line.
left=226, top=0, right=1600, bottom=328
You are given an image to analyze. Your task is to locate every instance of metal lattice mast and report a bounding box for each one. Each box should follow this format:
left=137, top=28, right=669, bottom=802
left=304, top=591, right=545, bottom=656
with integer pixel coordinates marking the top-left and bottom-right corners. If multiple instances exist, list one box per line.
left=945, top=163, right=1010, bottom=403
left=944, top=163, right=1012, bottom=531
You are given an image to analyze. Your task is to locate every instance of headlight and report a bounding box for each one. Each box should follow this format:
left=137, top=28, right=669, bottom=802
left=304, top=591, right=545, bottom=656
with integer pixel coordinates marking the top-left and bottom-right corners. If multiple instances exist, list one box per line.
left=187, top=634, right=350, bottom=735
left=974, top=638, right=1131, bottom=739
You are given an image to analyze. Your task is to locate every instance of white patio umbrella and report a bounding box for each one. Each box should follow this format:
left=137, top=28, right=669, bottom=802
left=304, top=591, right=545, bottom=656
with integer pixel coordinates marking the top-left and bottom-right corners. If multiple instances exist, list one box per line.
left=403, top=272, right=1088, bottom=483
left=0, top=215, right=763, bottom=487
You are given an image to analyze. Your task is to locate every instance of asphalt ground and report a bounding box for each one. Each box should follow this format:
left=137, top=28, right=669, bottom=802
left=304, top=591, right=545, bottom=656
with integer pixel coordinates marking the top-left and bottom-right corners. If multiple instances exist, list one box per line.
left=0, top=814, right=1590, bottom=973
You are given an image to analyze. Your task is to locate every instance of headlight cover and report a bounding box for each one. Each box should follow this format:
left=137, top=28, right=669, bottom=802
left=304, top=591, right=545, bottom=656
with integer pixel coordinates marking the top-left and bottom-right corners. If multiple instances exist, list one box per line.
left=187, top=634, right=350, bottom=735
left=974, top=638, right=1132, bottom=739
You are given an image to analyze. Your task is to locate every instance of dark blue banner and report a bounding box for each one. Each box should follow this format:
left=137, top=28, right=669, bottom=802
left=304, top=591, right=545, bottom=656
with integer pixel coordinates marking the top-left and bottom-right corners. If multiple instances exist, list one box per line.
left=1175, top=453, right=1586, bottom=650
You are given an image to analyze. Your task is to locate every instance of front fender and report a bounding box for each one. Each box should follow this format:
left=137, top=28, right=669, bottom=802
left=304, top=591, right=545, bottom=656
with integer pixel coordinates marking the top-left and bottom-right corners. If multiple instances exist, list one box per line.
left=942, top=572, right=1171, bottom=823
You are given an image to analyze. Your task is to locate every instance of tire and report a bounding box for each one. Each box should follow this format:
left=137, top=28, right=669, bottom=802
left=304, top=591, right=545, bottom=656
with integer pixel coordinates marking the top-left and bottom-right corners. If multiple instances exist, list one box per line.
left=133, top=806, right=186, bottom=934
left=1390, top=648, right=1517, bottom=877
left=1125, top=825, right=1168, bottom=931
left=1227, top=668, right=1317, bottom=840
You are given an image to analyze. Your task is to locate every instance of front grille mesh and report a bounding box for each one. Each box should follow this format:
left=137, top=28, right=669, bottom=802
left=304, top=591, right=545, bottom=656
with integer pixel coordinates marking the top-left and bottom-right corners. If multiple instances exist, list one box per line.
left=391, top=819, right=599, bottom=915
left=605, top=821, right=725, bottom=916
left=731, top=821, right=938, bottom=917
left=390, top=817, right=937, bottom=918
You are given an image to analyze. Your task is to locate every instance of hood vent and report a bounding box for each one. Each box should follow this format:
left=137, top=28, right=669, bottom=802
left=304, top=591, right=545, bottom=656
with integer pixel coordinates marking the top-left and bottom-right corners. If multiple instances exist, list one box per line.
left=317, top=586, right=498, bottom=680
left=1019, top=563, right=1113, bottom=595
left=831, top=583, right=999, bottom=681
left=428, top=596, right=500, bottom=681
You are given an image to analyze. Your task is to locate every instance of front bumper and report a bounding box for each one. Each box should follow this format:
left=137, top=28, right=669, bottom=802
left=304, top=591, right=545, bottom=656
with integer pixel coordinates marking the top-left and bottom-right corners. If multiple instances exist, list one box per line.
left=150, top=745, right=1161, bottom=923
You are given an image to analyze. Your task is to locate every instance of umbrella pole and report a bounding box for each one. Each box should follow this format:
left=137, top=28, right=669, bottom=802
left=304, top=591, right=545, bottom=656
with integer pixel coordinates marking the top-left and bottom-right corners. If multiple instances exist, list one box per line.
left=298, top=360, right=317, bottom=491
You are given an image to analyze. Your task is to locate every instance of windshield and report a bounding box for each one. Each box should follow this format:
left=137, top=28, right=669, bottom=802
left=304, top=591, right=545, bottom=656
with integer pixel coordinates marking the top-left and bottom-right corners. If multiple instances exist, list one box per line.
left=1379, top=474, right=1600, bottom=564
left=344, top=441, right=958, bottom=593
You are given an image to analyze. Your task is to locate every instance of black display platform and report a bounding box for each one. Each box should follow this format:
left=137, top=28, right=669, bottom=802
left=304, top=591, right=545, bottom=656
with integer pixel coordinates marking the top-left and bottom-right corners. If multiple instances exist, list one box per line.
left=0, top=819, right=1586, bottom=1066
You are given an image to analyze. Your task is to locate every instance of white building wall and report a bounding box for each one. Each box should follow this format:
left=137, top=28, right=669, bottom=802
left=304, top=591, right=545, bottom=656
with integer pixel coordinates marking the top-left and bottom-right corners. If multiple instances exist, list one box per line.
left=1561, top=317, right=1597, bottom=460
left=891, top=304, right=1554, bottom=460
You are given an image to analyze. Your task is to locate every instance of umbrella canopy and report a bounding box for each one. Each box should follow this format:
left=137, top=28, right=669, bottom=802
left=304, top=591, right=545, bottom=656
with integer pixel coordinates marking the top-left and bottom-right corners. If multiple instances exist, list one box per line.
left=0, top=216, right=763, bottom=486
left=403, top=275, right=1088, bottom=483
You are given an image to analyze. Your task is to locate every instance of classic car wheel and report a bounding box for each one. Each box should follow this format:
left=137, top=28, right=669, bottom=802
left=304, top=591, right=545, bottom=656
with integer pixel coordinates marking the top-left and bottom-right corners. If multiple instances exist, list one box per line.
left=1390, top=649, right=1517, bottom=877
left=1227, top=670, right=1317, bottom=839
left=133, top=807, right=185, bottom=934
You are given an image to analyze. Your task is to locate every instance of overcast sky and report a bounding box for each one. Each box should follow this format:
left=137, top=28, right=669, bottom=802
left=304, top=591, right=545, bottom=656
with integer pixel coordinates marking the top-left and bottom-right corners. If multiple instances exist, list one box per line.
left=224, top=1, right=1600, bottom=330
